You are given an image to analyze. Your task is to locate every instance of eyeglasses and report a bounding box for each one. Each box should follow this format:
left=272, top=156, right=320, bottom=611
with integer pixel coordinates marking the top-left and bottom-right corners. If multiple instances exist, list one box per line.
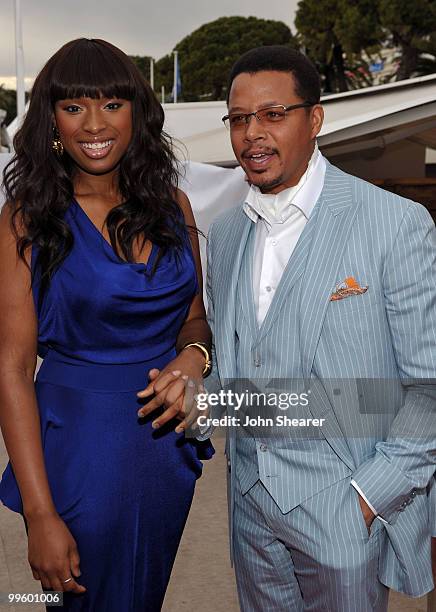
left=222, top=102, right=314, bottom=130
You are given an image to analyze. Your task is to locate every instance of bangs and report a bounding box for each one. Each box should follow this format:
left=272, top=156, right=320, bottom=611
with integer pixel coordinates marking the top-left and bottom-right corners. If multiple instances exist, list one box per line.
left=49, top=39, right=136, bottom=103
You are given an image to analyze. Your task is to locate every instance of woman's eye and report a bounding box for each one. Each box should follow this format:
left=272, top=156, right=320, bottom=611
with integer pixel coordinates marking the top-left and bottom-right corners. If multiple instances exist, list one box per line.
left=105, top=102, right=123, bottom=110
left=65, top=105, right=81, bottom=113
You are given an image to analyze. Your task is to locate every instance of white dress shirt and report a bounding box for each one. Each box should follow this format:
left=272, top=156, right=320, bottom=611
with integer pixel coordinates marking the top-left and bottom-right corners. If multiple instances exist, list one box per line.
left=243, top=143, right=325, bottom=326
left=242, top=143, right=384, bottom=523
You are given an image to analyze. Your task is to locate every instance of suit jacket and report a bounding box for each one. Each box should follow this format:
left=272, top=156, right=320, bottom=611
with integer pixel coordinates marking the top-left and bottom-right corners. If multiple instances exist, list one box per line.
left=205, top=161, right=436, bottom=596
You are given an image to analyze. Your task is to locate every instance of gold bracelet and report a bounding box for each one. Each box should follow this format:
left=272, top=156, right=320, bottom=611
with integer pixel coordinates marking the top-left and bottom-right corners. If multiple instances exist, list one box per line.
left=182, top=342, right=212, bottom=377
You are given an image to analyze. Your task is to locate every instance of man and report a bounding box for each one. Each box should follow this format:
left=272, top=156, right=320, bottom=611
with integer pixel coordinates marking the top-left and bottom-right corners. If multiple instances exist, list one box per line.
left=204, top=46, right=436, bottom=611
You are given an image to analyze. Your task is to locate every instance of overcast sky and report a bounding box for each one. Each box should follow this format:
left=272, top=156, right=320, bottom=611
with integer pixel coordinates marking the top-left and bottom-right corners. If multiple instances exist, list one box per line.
left=0, top=0, right=299, bottom=89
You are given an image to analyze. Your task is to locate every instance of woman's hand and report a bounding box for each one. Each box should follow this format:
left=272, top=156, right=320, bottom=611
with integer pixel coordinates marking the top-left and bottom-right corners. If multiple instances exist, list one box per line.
left=26, top=512, right=86, bottom=594
left=136, top=347, right=205, bottom=432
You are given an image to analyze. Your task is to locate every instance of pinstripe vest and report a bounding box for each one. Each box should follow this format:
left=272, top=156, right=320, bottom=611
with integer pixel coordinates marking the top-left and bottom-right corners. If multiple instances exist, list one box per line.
left=235, top=199, right=351, bottom=511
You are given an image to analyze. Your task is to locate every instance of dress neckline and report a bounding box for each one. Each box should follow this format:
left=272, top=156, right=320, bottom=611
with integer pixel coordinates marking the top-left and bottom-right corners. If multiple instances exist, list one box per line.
left=71, top=198, right=157, bottom=270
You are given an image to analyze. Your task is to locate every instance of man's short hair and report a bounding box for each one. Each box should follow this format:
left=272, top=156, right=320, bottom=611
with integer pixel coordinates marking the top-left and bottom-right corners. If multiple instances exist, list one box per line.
left=227, top=45, right=321, bottom=105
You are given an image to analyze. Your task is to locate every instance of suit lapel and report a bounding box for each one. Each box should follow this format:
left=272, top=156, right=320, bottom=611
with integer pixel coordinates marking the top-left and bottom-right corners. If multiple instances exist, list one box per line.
left=214, top=208, right=251, bottom=382
left=237, top=223, right=259, bottom=337
left=300, top=162, right=363, bottom=380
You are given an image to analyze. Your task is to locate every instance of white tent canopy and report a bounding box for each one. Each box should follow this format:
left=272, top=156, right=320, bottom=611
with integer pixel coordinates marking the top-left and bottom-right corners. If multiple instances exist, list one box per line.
left=162, top=73, right=436, bottom=165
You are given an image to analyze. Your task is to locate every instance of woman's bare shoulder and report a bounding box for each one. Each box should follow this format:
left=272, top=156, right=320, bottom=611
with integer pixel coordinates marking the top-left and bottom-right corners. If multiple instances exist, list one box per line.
left=174, top=188, right=195, bottom=226
left=0, top=202, right=31, bottom=265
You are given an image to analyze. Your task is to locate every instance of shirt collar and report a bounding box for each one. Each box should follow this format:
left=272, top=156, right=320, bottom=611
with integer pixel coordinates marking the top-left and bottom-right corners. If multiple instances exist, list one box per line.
left=243, top=143, right=325, bottom=227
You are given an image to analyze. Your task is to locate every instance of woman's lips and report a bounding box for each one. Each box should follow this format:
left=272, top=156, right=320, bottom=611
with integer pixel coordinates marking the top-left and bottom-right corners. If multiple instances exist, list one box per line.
left=78, top=139, right=115, bottom=159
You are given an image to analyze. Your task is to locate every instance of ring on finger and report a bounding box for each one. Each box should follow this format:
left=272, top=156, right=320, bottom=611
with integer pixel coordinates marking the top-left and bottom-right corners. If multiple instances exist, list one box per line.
left=62, top=577, right=73, bottom=584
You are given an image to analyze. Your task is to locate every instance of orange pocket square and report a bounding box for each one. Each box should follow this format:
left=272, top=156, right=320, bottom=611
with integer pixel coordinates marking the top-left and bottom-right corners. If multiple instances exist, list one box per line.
left=330, top=276, right=368, bottom=301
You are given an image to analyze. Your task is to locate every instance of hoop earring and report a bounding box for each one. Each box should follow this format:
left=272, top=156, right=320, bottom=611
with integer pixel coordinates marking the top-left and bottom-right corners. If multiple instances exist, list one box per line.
left=52, top=126, right=64, bottom=157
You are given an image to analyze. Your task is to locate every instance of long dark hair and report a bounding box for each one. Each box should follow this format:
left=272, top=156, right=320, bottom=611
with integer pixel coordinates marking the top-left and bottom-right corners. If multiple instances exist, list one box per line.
left=3, top=38, right=186, bottom=294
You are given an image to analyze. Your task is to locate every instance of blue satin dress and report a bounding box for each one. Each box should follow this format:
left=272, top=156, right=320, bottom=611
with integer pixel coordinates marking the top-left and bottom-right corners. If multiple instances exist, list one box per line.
left=0, top=199, right=214, bottom=611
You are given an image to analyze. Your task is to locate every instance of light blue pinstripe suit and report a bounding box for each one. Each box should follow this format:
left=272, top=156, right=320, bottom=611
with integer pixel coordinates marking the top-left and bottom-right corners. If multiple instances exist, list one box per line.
left=205, top=161, right=436, bottom=609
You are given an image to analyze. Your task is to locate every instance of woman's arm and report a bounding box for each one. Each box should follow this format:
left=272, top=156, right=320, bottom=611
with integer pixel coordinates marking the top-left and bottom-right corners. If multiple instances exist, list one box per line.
left=0, top=204, right=85, bottom=594
left=174, top=189, right=212, bottom=354
left=0, top=204, right=56, bottom=519
left=137, top=190, right=211, bottom=429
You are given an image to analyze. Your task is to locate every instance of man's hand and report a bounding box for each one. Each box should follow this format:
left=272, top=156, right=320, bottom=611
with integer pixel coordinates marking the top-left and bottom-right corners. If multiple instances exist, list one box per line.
left=358, top=494, right=376, bottom=532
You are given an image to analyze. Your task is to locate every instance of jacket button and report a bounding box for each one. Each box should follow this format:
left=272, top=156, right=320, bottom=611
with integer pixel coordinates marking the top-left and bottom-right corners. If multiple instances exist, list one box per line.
left=259, top=443, right=268, bottom=452
left=254, top=357, right=261, bottom=367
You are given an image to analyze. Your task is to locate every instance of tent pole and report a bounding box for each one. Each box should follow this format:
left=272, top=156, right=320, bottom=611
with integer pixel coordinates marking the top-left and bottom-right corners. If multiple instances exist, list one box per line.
left=14, top=0, right=26, bottom=125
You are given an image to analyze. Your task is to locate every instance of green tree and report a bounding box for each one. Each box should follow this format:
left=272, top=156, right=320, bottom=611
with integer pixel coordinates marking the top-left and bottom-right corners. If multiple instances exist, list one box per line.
left=154, top=16, right=296, bottom=102
left=154, top=55, right=173, bottom=101
left=378, top=0, right=436, bottom=80
left=129, top=55, right=154, bottom=84
left=296, top=0, right=346, bottom=92
left=295, top=0, right=382, bottom=92
left=415, top=32, right=436, bottom=75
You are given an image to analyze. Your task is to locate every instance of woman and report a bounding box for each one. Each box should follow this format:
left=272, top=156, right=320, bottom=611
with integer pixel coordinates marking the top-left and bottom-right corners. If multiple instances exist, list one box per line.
left=0, top=38, right=213, bottom=610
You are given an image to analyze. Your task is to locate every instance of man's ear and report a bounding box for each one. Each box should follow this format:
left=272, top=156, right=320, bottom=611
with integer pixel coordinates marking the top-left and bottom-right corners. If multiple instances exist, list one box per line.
left=310, top=104, right=324, bottom=139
